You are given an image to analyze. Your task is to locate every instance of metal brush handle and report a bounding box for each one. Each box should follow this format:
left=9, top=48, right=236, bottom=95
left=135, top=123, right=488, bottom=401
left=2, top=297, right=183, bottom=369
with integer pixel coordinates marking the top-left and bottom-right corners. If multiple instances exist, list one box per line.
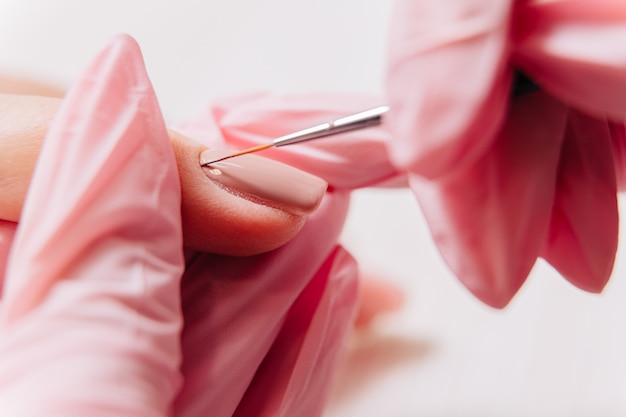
left=273, top=105, right=389, bottom=147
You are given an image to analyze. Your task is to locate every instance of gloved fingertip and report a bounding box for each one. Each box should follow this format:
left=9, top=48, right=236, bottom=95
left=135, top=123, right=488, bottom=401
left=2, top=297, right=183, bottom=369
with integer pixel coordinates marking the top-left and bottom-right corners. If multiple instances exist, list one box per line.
left=462, top=278, right=521, bottom=309
left=542, top=112, right=619, bottom=294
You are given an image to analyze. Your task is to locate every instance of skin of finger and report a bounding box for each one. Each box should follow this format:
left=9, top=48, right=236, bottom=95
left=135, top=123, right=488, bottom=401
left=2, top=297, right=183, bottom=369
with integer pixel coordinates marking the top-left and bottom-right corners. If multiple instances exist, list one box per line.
left=0, top=94, right=60, bottom=222
left=168, top=130, right=308, bottom=255
left=0, top=75, right=65, bottom=98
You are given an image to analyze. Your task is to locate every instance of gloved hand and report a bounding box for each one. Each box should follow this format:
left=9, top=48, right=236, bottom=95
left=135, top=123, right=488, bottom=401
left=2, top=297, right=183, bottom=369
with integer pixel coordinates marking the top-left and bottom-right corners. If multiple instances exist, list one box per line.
left=0, top=34, right=402, bottom=416
left=386, top=0, right=626, bottom=307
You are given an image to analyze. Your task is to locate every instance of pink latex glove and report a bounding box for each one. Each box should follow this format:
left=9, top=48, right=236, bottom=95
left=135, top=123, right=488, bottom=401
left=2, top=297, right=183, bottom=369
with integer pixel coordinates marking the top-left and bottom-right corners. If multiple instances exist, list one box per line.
left=0, top=35, right=185, bottom=415
left=387, top=0, right=626, bottom=307
left=0, top=35, right=400, bottom=416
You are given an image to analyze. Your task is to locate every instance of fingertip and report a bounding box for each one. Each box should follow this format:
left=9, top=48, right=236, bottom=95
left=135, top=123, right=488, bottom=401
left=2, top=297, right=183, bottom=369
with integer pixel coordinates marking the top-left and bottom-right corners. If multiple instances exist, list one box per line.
left=169, top=131, right=323, bottom=255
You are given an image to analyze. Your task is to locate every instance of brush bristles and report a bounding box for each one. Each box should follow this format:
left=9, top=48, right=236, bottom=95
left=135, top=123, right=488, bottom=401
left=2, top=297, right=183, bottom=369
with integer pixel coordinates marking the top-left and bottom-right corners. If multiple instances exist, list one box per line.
left=201, top=143, right=274, bottom=166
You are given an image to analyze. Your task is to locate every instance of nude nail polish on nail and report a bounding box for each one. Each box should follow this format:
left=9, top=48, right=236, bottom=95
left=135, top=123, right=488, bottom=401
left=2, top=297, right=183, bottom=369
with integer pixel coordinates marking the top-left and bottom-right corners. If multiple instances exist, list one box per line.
left=200, top=150, right=328, bottom=215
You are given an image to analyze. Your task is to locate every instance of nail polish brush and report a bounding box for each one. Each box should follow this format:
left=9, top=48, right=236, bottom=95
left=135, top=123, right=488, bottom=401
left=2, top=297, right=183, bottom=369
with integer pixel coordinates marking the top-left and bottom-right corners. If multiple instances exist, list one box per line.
left=200, top=105, right=389, bottom=166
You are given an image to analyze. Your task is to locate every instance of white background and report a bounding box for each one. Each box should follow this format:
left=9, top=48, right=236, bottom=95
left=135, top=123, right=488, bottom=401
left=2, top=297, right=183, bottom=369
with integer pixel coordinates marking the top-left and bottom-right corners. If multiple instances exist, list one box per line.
left=1, top=1, right=625, bottom=416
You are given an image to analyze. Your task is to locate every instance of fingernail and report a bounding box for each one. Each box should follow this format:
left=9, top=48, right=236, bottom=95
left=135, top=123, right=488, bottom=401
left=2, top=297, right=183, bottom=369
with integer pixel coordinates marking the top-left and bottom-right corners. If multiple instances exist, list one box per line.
left=200, top=150, right=328, bottom=215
